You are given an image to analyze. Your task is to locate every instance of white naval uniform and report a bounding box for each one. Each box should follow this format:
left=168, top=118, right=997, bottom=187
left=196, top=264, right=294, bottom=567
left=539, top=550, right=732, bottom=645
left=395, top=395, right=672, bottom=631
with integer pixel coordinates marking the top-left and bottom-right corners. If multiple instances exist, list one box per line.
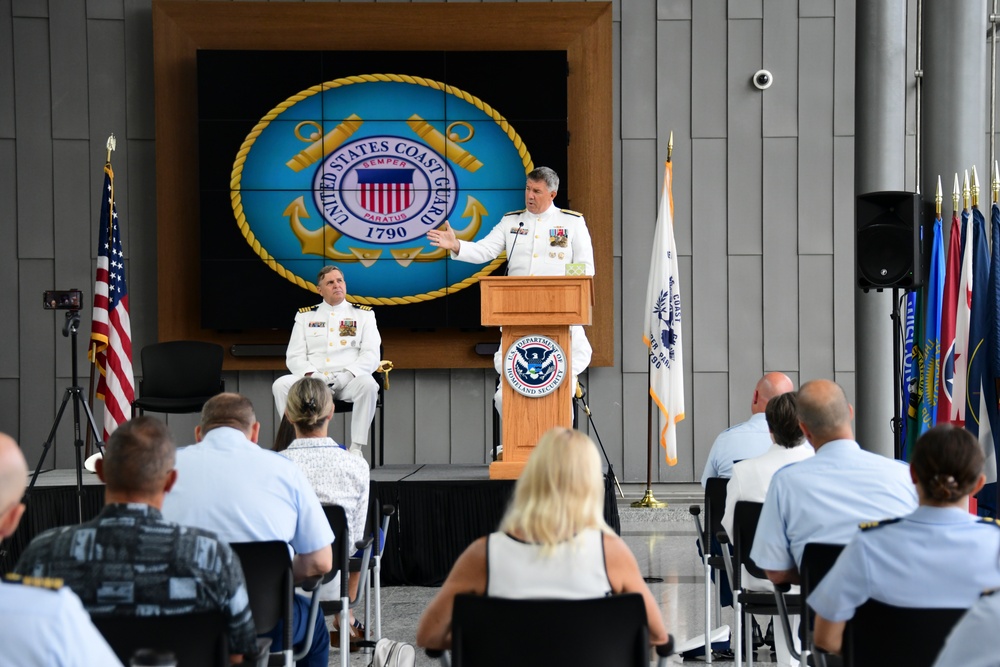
left=452, top=205, right=595, bottom=412
left=272, top=300, right=381, bottom=448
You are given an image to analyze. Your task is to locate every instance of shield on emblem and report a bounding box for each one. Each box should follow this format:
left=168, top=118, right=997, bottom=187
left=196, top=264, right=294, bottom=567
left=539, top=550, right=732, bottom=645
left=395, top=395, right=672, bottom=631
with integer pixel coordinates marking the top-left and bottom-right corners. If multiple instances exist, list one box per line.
left=356, top=168, right=415, bottom=215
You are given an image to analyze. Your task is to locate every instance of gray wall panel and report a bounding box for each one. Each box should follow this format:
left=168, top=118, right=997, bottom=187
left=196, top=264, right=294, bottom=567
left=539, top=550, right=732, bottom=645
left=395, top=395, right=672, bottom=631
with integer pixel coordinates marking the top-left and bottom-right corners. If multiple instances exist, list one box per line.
left=237, top=370, right=278, bottom=448
left=799, top=255, right=835, bottom=383
left=589, top=365, right=625, bottom=476
left=800, top=0, right=835, bottom=18
left=833, top=135, right=855, bottom=372
left=0, top=0, right=15, bottom=137
left=164, top=413, right=201, bottom=448
left=692, top=371, right=728, bottom=479
left=52, top=140, right=94, bottom=380
left=0, top=140, right=18, bottom=377
left=449, top=369, right=487, bottom=464
left=14, top=17, right=54, bottom=259
left=88, top=18, right=129, bottom=238
left=728, top=0, right=761, bottom=20
left=691, top=138, right=728, bottom=371
left=833, top=0, right=855, bottom=137
left=621, top=139, right=658, bottom=374
left=87, top=0, right=125, bottom=20
left=50, top=1, right=89, bottom=139
left=127, top=140, right=157, bottom=354
left=384, top=369, right=416, bottom=465
left=622, top=371, right=652, bottom=480
left=0, top=379, right=18, bottom=438
left=690, top=0, right=727, bottom=138
left=727, top=18, right=763, bottom=255
left=835, top=370, right=856, bottom=410
left=414, top=370, right=450, bottom=463
left=798, top=18, right=835, bottom=254
left=762, top=0, right=798, bottom=138
left=727, top=255, right=763, bottom=424
left=620, top=0, right=657, bottom=139
left=762, top=137, right=799, bottom=371
left=656, top=18, right=692, bottom=256
left=657, top=0, right=689, bottom=20
left=11, top=0, right=45, bottom=17
left=124, top=1, right=155, bottom=140
left=19, top=259, right=56, bottom=469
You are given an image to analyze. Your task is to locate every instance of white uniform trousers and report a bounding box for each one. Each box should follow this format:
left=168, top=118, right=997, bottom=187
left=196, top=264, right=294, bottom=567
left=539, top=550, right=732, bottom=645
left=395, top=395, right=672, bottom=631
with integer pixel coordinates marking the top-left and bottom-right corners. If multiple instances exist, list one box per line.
left=272, top=373, right=379, bottom=449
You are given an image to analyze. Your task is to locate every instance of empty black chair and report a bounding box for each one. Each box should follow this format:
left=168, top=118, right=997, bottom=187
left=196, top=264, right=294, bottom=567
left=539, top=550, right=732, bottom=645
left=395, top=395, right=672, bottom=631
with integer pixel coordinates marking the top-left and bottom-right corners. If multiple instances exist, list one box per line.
left=434, top=593, right=673, bottom=667
left=320, top=503, right=373, bottom=664
left=689, top=476, right=730, bottom=661
left=131, top=341, right=225, bottom=417
left=92, top=611, right=228, bottom=667
left=799, top=542, right=846, bottom=667
left=842, top=600, right=966, bottom=667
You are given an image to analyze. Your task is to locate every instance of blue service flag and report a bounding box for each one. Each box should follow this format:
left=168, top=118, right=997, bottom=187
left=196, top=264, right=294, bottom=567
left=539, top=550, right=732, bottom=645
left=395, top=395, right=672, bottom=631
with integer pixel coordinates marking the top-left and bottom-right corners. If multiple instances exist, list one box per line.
left=967, top=207, right=991, bottom=438
left=918, top=219, right=944, bottom=433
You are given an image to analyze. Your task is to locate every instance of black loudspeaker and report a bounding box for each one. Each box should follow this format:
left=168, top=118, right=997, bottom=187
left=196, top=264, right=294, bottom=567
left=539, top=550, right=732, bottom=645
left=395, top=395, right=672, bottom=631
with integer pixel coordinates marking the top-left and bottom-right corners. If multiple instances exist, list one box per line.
left=856, top=191, right=923, bottom=290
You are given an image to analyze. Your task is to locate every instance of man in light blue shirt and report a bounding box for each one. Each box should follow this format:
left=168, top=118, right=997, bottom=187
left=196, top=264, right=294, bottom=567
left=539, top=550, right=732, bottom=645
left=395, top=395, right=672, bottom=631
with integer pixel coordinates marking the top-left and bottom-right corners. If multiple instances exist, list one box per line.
left=162, top=393, right=334, bottom=667
left=0, top=432, right=122, bottom=667
left=701, top=372, right=795, bottom=486
left=750, top=379, right=918, bottom=584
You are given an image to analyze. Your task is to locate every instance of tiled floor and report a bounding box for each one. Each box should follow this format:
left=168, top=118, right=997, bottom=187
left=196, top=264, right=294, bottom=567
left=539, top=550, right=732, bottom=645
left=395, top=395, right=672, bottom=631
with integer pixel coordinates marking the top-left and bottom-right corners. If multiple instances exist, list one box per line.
left=331, top=484, right=784, bottom=666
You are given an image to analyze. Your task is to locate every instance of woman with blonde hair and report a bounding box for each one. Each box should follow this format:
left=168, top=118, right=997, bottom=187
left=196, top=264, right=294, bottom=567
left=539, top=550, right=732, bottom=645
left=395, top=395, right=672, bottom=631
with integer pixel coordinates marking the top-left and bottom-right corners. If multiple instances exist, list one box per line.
left=416, top=427, right=668, bottom=650
left=275, top=376, right=370, bottom=645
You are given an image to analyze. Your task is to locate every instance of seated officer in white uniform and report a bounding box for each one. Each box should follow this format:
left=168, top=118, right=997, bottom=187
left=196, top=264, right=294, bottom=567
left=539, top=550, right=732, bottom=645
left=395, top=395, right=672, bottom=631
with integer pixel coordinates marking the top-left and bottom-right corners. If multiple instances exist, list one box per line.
left=0, top=432, right=122, bottom=667
left=427, top=166, right=594, bottom=414
left=750, top=379, right=918, bottom=585
left=810, top=424, right=1000, bottom=656
left=272, top=265, right=381, bottom=456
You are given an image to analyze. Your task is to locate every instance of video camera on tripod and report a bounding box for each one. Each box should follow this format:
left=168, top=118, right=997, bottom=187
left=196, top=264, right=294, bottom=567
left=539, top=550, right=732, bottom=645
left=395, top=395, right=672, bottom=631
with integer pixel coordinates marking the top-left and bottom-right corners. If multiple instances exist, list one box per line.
left=25, top=288, right=103, bottom=523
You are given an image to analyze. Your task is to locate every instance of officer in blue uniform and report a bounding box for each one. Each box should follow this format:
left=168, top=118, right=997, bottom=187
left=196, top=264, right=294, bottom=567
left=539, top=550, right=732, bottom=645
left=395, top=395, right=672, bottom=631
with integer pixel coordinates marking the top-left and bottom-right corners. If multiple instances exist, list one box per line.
left=809, top=424, right=1000, bottom=656
left=0, top=432, right=122, bottom=666
left=933, top=589, right=1000, bottom=667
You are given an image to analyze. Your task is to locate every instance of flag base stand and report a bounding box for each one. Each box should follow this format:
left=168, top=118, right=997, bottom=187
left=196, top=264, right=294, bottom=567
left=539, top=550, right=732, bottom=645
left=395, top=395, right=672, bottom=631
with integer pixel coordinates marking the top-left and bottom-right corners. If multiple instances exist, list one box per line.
left=631, top=489, right=667, bottom=508
left=23, top=310, right=104, bottom=524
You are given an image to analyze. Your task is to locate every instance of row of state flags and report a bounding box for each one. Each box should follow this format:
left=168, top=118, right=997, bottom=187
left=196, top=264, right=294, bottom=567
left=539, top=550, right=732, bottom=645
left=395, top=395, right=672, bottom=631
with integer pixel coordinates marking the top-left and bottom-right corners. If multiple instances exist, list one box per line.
left=902, top=167, right=1000, bottom=516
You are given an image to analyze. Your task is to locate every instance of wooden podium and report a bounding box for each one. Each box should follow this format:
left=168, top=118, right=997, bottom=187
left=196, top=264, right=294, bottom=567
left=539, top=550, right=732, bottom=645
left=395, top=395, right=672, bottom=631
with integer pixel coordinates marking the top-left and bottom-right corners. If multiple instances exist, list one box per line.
left=480, top=276, right=594, bottom=479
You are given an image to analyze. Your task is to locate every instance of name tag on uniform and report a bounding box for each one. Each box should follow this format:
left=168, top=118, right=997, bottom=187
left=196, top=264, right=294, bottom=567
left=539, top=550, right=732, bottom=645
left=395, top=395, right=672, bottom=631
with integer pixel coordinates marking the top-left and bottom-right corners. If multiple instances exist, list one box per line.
left=308, top=321, right=325, bottom=328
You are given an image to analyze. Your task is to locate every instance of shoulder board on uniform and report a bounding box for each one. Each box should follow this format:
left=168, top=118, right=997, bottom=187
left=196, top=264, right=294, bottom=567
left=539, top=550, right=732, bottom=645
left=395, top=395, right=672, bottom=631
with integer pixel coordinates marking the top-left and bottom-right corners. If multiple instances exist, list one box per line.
left=978, top=517, right=1000, bottom=527
left=859, top=517, right=902, bottom=531
left=982, top=588, right=1000, bottom=598
left=503, top=209, right=526, bottom=217
left=298, top=304, right=320, bottom=314
left=351, top=303, right=372, bottom=311
left=3, top=573, right=64, bottom=590
left=560, top=208, right=584, bottom=217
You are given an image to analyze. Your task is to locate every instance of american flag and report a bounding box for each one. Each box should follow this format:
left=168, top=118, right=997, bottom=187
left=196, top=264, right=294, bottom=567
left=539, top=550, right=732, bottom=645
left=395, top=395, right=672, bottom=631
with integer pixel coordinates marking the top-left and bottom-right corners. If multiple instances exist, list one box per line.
left=89, top=162, right=134, bottom=439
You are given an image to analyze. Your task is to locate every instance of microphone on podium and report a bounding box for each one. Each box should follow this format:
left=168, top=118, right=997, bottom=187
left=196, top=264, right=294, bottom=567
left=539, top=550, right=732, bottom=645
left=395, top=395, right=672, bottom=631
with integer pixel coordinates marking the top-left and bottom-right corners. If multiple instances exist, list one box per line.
left=504, top=222, right=525, bottom=276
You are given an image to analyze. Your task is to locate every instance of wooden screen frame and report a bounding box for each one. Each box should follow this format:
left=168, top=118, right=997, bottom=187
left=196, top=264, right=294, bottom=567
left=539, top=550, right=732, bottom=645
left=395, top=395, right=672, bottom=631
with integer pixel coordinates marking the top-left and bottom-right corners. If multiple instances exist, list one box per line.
left=152, top=0, right=613, bottom=370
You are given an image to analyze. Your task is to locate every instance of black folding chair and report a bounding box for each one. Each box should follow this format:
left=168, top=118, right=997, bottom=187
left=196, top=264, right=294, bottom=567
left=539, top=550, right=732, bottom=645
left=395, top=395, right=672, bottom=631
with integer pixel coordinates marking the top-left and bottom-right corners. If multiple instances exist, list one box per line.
left=798, top=542, right=846, bottom=667
left=131, top=341, right=225, bottom=417
left=428, top=593, right=674, bottom=667
left=320, top=503, right=374, bottom=663
left=689, top=476, right=730, bottom=663
left=841, top=600, right=966, bottom=667
left=717, top=501, right=802, bottom=667
left=92, top=611, right=229, bottom=667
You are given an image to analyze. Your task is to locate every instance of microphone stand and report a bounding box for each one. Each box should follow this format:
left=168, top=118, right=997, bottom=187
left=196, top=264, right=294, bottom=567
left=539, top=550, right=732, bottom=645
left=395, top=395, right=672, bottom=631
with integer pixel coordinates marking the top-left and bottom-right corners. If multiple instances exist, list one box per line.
left=574, top=383, right=624, bottom=498
left=503, top=221, right=525, bottom=275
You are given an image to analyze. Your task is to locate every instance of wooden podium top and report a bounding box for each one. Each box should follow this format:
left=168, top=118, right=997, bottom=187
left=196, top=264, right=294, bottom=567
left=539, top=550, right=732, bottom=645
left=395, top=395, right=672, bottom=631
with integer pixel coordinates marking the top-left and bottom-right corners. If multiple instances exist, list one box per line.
left=479, top=276, right=594, bottom=327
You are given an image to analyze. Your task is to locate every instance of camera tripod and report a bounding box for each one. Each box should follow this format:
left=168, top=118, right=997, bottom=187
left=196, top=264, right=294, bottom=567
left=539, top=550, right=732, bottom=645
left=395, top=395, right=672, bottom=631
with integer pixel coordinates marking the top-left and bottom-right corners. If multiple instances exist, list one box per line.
left=25, top=310, right=103, bottom=523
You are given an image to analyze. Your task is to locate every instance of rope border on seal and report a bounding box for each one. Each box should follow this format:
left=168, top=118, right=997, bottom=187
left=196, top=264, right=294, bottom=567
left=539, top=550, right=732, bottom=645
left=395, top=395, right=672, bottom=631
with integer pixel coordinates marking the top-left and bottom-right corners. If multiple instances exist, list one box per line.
left=229, top=73, right=534, bottom=305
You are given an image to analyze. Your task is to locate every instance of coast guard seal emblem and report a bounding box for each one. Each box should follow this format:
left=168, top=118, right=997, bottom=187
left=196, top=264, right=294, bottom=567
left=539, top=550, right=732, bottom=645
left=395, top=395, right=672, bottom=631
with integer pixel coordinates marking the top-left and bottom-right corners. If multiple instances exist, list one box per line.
left=503, top=335, right=567, bottom=397
left=230, top=74, right=534, bottom=306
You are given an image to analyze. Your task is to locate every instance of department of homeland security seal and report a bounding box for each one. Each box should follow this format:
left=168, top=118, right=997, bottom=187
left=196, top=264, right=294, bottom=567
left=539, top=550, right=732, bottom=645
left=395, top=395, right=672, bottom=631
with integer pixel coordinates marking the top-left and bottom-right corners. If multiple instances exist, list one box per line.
left=230, top=74, right=534, bottom=306
left=504, top=335, right=567, bottom=397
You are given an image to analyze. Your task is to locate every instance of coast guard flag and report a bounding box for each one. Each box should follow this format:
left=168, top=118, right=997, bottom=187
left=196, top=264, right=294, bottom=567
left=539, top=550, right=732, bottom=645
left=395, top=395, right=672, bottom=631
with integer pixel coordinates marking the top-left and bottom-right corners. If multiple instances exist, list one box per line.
left=967, top=205, right=997, bottom=486
left=89, top=162, right=135, bottom=439
left=643, top=161, right=685, bottom=465
left=938, top=211, right=961, bottom=423
left=918, top=218, right=944, bottom=434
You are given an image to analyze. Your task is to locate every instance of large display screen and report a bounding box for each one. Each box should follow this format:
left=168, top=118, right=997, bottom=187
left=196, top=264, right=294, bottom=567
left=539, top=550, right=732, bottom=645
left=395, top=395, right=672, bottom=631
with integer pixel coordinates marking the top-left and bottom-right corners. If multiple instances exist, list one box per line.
left=197, top=50, right=568, bottom=331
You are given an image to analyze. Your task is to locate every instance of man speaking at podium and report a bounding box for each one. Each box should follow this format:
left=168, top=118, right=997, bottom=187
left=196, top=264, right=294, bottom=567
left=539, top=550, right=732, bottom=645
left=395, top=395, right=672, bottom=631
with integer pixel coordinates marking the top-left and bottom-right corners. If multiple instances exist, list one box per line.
left=428, top=166, right=594, bottom=415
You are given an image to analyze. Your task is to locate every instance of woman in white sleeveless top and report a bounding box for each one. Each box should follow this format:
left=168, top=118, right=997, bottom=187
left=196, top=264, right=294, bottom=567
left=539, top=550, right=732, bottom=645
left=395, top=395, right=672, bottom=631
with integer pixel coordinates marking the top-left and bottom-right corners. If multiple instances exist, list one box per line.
left=416, top=427, right=668, bottom=650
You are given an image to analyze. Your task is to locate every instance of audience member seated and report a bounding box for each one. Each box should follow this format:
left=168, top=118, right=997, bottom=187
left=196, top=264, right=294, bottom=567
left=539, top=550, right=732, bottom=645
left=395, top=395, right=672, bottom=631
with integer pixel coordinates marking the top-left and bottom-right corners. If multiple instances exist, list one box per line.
left=15, top=417, right=258, bottom=662
left=161, top=393, right=334, bottom=667
left=933, top=587, right=1000, bottom=667
left=720, top=391, right=813, bottom=666
left=0, top=431, right=123, bottom=667
left=750, top=379, right=918, bottom=585
left=809, top=424, right=1000, bottom=656
left=274, top=376, right=370, bottom=645
left=415, top=427, right=668, bottom=651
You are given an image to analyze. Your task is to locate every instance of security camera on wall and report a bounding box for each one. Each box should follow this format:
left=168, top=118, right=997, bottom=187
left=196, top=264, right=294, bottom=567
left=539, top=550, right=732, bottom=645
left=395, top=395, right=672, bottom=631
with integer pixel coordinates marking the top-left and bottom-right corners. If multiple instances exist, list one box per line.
left=752, top=69, right=773, bottom=90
